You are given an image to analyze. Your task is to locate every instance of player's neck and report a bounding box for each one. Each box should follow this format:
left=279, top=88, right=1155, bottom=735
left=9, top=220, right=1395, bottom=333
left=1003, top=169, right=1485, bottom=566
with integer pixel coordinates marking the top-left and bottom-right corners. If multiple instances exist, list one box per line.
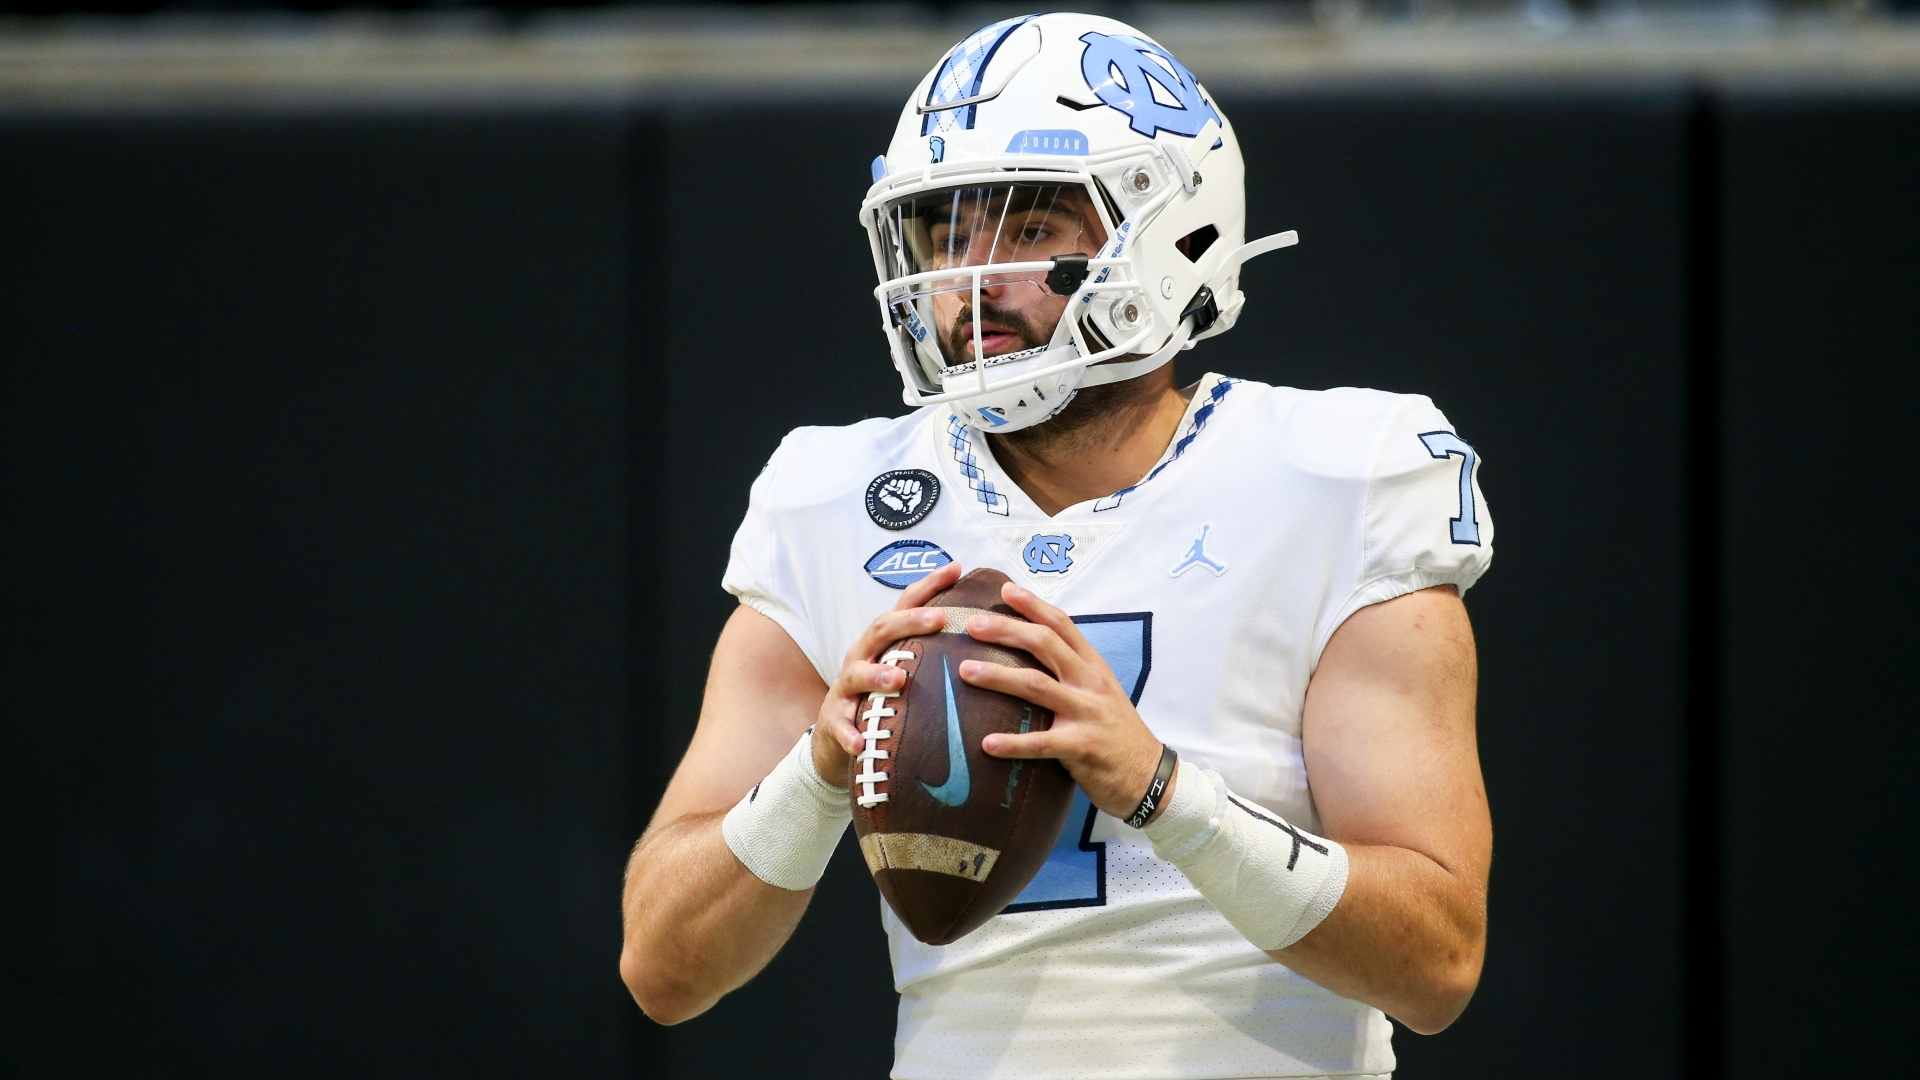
left=985, top=366, right=1195, bottom=517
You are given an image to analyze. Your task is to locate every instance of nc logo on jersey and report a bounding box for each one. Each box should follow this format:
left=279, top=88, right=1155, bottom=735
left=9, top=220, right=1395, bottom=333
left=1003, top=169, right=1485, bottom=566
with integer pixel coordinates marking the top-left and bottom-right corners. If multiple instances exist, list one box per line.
left=1078, top=32, right=1223, bottom=140
left=1022, top=533, right=1075, bottom=574
left=865, top=539, right=953, bottom=589
left=866, top=469, right=941, bottom=530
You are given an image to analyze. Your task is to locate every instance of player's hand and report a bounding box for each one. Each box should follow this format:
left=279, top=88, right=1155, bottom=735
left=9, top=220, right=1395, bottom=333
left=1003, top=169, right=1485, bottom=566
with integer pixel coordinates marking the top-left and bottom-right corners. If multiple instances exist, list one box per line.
left=811, top=561, right=964, bottom=784
left=961, top=582, right=1169, bottom=822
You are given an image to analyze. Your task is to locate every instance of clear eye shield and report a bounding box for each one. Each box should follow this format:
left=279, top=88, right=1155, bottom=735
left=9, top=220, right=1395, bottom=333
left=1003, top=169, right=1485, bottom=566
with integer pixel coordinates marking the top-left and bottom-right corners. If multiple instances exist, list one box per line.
left=871, top=176, right=1164, bottom=401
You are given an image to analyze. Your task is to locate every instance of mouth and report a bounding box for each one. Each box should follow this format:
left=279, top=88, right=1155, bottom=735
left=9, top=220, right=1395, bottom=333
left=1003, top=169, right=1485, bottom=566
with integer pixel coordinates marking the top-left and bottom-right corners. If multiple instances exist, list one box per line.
left=959, top=322, right=1026, bottom=359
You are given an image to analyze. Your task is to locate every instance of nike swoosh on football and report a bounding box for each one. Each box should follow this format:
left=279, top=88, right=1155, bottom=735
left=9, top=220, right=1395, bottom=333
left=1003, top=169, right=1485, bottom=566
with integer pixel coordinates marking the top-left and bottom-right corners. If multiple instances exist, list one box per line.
left=920, top=654, right=971, bottom=807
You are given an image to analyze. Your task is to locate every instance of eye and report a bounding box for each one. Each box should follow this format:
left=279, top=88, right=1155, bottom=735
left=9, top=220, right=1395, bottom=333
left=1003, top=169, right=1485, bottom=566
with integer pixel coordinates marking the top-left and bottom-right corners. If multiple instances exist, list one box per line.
left=927, top=229, right=964, bottom=262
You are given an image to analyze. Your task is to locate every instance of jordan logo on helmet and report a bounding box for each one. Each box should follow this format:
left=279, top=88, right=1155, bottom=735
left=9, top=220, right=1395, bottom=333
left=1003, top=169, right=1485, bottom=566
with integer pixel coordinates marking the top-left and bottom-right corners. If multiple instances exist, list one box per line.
left=1078, top=32, right=1223, bottom=139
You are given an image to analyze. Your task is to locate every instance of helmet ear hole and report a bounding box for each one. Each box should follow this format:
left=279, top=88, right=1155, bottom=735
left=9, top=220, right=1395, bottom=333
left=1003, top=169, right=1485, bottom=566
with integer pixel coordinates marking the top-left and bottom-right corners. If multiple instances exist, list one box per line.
left=1176, top=224, right=1220, bottom=262
left=1078, top=314, right=1115, bottom=354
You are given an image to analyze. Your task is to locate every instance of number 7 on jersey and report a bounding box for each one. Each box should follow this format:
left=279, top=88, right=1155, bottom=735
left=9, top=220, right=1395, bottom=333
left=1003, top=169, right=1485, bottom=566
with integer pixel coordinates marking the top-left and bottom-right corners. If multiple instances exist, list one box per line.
left=1418, top=430, right=1482, bottom=546
left=1002, top=612, right=1153, bottom=913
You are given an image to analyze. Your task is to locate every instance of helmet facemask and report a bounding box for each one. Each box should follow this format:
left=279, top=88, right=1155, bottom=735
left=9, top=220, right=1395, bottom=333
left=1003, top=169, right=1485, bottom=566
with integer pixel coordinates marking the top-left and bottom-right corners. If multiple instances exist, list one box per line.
left=869, top=162, right=1175, bottom=432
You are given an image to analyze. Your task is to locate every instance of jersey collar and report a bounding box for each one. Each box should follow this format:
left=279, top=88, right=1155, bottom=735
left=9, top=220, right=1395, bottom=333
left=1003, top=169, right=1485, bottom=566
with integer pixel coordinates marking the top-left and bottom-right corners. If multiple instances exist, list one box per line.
left=1091, top=372, right=1238, bottom=513
left=929, top=372, right=1241, bottom=526
left=938, top=410, right=1018, bottom=518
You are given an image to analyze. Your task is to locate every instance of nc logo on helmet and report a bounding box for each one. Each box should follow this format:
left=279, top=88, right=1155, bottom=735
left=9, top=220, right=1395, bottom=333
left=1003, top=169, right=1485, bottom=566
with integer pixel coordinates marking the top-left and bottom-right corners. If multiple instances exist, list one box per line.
left=1078, top=32, right=1223, bottom=140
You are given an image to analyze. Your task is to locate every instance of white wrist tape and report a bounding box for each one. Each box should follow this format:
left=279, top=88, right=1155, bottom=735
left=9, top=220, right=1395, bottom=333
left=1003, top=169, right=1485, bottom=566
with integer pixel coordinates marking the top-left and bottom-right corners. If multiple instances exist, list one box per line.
left=721, top=729, right=851, bottom=891
left=1143, top=760, right=1350, bottom=951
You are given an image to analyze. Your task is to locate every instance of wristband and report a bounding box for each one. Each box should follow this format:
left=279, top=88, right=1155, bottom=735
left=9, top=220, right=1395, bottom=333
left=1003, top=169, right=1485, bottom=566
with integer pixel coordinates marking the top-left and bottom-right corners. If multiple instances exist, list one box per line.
left=1124, top=743, right=1179, bottom=829
left=721, top=729, right=851, bottom=891
left=1144, top=761, right=1349, bottom=951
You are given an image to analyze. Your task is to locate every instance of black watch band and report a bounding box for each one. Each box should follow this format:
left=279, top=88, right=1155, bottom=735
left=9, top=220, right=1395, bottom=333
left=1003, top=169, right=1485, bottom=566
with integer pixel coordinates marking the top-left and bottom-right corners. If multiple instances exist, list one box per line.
left=1125, top=744, right=1179, bottom=829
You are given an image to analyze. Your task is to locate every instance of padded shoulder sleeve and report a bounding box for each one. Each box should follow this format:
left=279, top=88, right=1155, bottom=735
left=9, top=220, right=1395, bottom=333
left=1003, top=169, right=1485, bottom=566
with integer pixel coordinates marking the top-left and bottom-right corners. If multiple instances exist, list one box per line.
left=1317, top=395, right=1494, bottom=659
left=720, top=433, right=833, bottom=681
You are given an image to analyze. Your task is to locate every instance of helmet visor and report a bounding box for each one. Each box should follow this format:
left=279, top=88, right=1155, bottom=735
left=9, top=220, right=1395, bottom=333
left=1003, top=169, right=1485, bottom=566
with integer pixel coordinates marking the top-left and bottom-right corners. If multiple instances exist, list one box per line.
left=875, top=181, right=1110, bottom=376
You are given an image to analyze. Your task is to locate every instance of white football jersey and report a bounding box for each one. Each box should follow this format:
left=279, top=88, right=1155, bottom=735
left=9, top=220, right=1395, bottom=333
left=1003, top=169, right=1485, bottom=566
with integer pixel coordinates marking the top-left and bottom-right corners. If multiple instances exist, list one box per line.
left=723, top=374, right=1493, bottom=1080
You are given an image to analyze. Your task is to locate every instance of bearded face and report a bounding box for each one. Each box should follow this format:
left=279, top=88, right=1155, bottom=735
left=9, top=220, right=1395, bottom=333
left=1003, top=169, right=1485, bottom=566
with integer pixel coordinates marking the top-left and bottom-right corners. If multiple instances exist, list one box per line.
left=910, top=184, right=1109, bottom=367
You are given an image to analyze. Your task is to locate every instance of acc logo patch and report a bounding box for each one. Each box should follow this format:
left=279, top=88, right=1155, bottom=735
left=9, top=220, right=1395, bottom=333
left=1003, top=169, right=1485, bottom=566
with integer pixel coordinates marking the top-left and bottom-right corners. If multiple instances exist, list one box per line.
left=866, top=539, right=953, bottom=589
left=1022, top=534, right=1075, bottom=574
left=867, top=469, right=942, bottom=530
left=1078, top=32, right=1223, bottom=140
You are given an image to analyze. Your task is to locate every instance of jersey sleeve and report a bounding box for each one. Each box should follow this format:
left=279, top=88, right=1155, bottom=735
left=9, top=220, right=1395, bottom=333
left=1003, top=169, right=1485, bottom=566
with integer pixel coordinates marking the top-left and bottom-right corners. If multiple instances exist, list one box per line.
left=1318, top=396, right=1494, bottom=659
left=720, top=438, right=835, bottom=683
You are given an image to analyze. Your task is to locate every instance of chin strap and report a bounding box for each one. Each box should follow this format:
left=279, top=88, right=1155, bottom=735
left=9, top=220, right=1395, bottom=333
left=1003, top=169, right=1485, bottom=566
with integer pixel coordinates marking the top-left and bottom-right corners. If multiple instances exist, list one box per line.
left=1080, top=312, right=1196, bottom=388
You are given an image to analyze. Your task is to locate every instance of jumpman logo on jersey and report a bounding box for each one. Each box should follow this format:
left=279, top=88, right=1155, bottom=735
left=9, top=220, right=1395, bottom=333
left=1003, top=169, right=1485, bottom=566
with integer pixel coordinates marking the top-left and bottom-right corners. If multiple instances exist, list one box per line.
left=1169, top=524, right=1228, bottom=577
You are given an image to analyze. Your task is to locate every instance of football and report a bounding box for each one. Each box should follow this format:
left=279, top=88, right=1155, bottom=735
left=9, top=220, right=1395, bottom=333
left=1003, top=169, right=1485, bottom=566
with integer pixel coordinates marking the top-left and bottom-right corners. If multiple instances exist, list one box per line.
left=849, top=568, right=1076, bottom=945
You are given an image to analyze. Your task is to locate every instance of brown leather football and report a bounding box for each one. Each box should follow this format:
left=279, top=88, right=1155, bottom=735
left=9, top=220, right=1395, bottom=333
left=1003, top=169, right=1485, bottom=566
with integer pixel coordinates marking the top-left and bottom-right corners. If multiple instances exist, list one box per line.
left=848, top=567, right=1076, bottom=945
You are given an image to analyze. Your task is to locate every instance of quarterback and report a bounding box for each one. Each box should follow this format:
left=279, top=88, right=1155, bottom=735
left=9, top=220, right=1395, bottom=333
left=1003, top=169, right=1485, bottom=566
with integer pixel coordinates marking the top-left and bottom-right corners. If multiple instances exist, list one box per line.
left=622, top=13, right=1493, bottom=1080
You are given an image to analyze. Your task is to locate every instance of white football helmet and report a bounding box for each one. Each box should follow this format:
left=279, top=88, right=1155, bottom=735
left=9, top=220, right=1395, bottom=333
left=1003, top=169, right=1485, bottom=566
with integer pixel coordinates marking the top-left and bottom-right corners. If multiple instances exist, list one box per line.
left=862, top=12, right=1298, bottom=432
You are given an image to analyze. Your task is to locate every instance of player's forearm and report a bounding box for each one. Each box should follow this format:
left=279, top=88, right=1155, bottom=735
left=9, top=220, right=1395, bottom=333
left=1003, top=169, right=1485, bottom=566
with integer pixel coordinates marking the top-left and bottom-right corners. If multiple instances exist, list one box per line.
left=619, top=811, right=810, bottom=1025
left=1270, top=842, right=1486, bottom=1035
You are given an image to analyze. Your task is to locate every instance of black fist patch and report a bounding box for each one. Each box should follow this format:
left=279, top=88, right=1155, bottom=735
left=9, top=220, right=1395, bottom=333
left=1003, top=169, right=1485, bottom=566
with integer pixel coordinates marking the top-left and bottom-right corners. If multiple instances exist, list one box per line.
left=866, top=469, right=941, bottom=530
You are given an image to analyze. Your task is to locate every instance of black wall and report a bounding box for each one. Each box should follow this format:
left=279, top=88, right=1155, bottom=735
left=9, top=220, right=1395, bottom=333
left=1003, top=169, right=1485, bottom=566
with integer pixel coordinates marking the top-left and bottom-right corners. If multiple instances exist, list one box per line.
left=0, top=112, right=640, bottom=1077
left=1222, top=90, right=1692, bottom=1079
left=647, top=101, right=905, bottom=1079
left=0, top=85, right=1913, bottom=1079
left=1716, top=90, right=1920, bottom=1079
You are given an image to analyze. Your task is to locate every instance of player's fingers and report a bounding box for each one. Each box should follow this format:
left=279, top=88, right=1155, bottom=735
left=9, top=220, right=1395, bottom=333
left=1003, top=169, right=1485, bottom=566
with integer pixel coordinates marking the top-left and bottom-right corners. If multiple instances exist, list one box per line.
left=999, top=582, right=1102, bottom=665
left=980, top=728, right=1062, bottom=760
left=835, top=659, right=906, bottom=698
left=956, top=659, right=1079, bottom=715
left=964, top=612, right=1087, bottom=683
left=892, top=561, right=962, bottom=612
left=819, top=705, right=863, bottom=755
left=827, top=661, right=904, bottom=752
left=814, top=684, right=865, bottom=753
left=847, top=605, right=945, bottom=664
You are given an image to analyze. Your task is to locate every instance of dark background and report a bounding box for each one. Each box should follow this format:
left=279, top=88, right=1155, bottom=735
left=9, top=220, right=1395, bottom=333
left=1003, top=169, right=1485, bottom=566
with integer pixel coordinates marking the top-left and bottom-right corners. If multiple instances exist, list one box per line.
left=2, top=82, right=1915, bottom=1080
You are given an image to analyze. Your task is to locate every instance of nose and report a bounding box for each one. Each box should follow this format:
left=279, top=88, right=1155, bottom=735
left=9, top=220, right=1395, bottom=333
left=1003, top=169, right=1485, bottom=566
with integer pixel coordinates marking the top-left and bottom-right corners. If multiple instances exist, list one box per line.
left=958, top=254, right=1009, bottom=300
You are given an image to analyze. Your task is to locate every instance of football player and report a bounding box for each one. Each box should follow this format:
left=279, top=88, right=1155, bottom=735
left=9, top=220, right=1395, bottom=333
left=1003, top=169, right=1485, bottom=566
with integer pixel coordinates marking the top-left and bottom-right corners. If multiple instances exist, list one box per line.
left=622, top=13, right=1494, bottom=1079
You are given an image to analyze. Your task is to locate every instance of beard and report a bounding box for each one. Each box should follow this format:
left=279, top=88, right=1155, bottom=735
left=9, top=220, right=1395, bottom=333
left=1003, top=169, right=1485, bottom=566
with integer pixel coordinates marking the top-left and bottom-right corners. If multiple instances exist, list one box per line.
left=942, top=298, right=1048, bottom=366
left=942, top=297, right=1172, bottom=455
left=989, top=364, right=1173, bottom=457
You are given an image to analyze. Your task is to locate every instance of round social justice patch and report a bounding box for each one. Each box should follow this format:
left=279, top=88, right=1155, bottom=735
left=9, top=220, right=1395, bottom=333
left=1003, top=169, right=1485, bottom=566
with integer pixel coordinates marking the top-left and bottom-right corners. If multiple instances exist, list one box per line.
left=866, top=469, right=941, bottom=530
